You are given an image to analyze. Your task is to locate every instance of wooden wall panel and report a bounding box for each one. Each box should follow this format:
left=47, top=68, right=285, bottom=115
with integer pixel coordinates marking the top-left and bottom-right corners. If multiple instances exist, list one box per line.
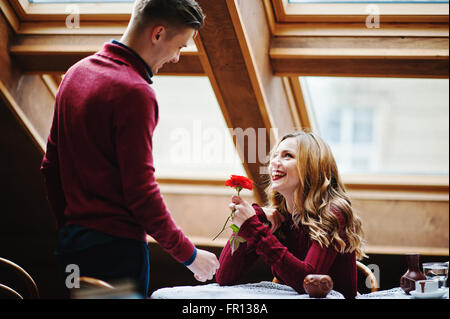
left=0, top=96, right=65, bottom=298
left=13, top=74, right=54, bottom=141
left=160, top=187, right=449, bottom=255
left=353, top=199, right=449, bottom=251
left=158, top=187, right=255, bottom=242
left=1, top=15, right=55, bottom=147
left=0, top=10, right=21, bottom=92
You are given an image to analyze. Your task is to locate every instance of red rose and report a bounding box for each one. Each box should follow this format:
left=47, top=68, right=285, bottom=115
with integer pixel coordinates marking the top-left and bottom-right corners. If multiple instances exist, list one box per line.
left=225, top=175, right=253, bottom=191
left=213, top=175, right=253, bottom=244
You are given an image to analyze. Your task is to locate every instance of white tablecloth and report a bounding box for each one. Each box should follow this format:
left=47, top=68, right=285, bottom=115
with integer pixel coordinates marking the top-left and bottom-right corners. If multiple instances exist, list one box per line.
left=151, top=282, right=450, bottom=299
left=356, top=287, right=449, bottom=299
left=150, top=281, right=344, bottom=299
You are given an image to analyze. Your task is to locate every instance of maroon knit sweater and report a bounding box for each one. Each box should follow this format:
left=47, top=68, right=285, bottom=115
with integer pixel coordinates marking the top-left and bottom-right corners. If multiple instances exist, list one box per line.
left=40, top=42, right=195, bottom=264
left=216, top=204, right=357, bottom=299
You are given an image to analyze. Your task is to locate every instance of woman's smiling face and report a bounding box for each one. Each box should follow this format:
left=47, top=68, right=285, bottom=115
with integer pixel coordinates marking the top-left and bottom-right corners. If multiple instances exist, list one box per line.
left=269, top=137, right=300, bottom=197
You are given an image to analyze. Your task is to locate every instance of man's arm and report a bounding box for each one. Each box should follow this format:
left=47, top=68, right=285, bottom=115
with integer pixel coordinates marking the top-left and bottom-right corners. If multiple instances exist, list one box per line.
left=113, top=85, right=219, bottom=280
left=114, top=85, right=195, bottom=262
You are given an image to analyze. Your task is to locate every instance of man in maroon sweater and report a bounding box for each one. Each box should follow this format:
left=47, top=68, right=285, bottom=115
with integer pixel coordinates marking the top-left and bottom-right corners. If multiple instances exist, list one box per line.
left=41, top=0, right=219, bottom=297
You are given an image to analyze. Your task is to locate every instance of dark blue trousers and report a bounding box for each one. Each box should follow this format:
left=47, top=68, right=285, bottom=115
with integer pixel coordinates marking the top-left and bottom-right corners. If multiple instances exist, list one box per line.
left=55, top=225, right=149, bottom=298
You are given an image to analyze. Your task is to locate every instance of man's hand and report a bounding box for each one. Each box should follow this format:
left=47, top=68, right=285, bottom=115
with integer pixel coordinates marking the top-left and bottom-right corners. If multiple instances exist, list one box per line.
left=186, top=249, right=220, bottom=282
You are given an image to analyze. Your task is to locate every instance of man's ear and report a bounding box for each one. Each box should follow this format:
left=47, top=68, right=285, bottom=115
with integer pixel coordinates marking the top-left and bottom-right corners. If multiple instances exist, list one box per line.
left=151, top=25, right=165, bottom=43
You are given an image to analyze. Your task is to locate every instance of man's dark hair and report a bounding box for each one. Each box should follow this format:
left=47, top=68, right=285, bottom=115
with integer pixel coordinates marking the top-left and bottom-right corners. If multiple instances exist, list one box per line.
left=132, top=0, right=205, bottom=31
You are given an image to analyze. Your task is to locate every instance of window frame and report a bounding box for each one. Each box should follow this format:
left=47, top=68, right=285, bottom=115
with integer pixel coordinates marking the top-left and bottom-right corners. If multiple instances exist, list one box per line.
left=1, top=0, right=448, bottom=197
left=10, top=0, right=133, bottom=21
left=272, top=0, right=449, bottom=23
left=288, top=76, right=449, bottom=195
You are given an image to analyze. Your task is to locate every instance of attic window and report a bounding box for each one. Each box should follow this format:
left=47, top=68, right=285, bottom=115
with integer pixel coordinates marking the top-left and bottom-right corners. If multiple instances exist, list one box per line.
left=301, top=77, right=449, bottom=175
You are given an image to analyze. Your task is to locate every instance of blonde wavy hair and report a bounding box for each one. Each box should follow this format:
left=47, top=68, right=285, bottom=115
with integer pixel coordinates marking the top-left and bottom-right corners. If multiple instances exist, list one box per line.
left=266, top=130, right=367, bottom=260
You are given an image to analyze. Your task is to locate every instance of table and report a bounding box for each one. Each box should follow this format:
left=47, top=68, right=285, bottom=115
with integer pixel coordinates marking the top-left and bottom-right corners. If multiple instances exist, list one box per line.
left=150, top=281, right=449, bottom=299
left=356, top=287, right=449, bottom=299
left=151, top=281, right=344, bottom=299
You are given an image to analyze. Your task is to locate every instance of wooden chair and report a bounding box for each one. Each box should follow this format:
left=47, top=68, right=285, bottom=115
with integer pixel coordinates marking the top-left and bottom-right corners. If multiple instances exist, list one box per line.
left=0, top=283, right=23, bottom=299
left=72, top=276, right=143, bottom=299
left=357, top=260, right=379, bottom=293
left=0, top=257, right=39, bottom=299
left=79, top=276, right=114, bottom=289
left=69, top=276, right=115, bottom=299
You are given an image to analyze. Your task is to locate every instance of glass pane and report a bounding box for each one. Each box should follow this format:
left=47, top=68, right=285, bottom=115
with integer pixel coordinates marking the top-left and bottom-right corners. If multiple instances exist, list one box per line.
left=301, top=77, right=449, bottom=175
left=288, top=0, right=448, bottom=3
left=151, top=76, right=246, bottom=179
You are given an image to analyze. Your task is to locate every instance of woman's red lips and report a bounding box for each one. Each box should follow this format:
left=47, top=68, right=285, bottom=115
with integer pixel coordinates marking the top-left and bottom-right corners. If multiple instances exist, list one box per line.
left=271, top=171, right=286, bottom=181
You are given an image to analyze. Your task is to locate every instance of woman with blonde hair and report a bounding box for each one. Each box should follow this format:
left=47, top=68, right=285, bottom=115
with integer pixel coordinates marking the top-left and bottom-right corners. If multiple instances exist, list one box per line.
left=216, top=130, right=367, bottom=299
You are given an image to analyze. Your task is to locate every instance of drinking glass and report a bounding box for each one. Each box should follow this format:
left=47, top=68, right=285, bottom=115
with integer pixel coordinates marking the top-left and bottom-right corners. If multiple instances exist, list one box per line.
left=422, top=262, right=449, bottom=288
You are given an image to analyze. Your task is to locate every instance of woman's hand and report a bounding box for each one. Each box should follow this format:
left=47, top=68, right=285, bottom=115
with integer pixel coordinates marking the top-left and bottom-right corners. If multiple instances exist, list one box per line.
left=229, top=195, right=256, bottom=228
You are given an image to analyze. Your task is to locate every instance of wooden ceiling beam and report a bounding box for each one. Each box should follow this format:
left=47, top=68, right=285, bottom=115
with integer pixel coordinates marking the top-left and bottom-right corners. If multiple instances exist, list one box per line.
left=271, top=36, right=449, bottom=78
left=195, top=0, right=299, bottom=204
left=228, top=0, right=298, bottom=137
left=9, top=34, right=204, bottom=75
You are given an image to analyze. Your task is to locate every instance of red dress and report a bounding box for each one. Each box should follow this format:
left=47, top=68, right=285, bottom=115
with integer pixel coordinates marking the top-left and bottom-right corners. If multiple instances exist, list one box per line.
left=216, top=204, right=357, bottom=299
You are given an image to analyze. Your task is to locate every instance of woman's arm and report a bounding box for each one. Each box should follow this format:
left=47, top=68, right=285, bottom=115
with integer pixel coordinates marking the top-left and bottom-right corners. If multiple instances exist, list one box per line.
left=215, top=237, right=259, bottom=285
left=274, top=241, right=339, bottom=294
left=215, top=206, right=270, bottom=286
left=238, top=214, right=339, bottom=294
